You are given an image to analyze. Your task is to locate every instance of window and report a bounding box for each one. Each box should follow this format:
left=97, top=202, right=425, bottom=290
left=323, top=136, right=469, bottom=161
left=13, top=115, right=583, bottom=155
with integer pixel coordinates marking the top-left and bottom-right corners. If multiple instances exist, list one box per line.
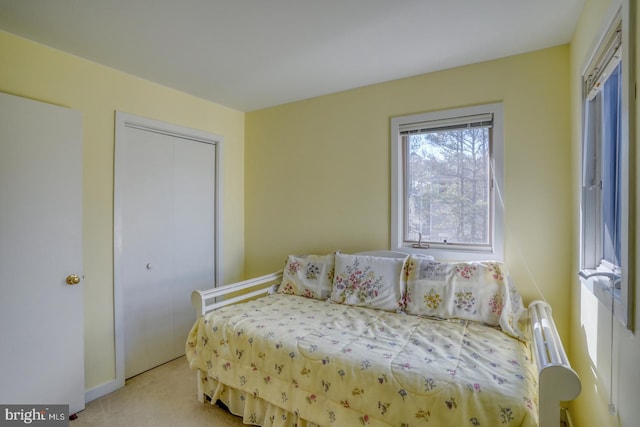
left=391, top=103, right=504, bottom=261
left=580, top=1, right=634, bottom=330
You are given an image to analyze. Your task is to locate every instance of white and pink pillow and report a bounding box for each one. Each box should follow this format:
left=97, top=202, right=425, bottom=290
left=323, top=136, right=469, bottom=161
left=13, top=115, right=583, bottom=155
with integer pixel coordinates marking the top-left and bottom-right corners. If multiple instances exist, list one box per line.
left=403, top=255, right=526, bottom=340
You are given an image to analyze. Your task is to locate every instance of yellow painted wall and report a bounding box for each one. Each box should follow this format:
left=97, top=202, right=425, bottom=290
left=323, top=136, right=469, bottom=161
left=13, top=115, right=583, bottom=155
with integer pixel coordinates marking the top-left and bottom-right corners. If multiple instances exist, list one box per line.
left=1, top=20, right=591, bottom=419
left=246, top=46, right=574, bottom=340
left=0, top=30, right=246, bottom=392
left=569, top=0, right=640, bottom=426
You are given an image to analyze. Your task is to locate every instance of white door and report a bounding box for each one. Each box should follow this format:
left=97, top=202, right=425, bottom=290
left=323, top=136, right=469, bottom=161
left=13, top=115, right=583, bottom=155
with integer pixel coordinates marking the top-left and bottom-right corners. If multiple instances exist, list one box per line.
left=0, top=93, right=84, bottom=414
left=115, top=114, right=217, bottom=378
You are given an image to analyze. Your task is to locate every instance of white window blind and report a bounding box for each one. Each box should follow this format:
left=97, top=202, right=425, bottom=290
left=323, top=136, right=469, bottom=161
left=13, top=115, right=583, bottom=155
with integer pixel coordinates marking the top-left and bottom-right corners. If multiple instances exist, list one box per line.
left=398, top=113, right=493, bottom=135
left=584, top=21, right=622, bottom=100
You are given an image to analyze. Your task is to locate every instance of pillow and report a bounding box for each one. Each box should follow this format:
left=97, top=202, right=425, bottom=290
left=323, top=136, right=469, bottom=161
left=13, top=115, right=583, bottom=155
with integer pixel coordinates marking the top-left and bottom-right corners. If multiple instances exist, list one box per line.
left=404, top=256, right=526, bottom=340
left=278, top=254, right=335, bottom=300
left=330, top=253, right=407, bottom=312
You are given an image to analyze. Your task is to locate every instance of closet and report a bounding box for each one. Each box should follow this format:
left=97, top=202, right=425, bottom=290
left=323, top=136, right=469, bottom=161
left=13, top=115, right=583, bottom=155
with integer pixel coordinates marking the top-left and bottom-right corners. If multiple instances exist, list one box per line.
left=114, top=112, right=220, bottom=378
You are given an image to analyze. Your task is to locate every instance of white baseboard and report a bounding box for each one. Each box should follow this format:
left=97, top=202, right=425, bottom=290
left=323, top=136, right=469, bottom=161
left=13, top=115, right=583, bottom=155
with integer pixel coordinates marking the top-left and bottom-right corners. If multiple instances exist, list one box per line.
left=84, top=378, right=124, bottom=403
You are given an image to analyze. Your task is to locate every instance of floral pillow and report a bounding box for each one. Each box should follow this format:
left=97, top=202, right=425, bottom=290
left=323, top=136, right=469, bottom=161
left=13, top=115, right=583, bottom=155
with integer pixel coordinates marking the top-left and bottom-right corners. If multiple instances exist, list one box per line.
left=330, top=253, right=407, bottom=312
left=404, top=256, right=526, bottom=340
left=278, top=254, right=336, bottom=300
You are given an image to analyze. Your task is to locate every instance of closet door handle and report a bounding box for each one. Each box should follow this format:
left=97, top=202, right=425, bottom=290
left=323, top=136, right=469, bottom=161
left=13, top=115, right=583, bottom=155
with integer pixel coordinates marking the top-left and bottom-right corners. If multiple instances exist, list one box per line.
left=66, top=274, right=81, bottom=285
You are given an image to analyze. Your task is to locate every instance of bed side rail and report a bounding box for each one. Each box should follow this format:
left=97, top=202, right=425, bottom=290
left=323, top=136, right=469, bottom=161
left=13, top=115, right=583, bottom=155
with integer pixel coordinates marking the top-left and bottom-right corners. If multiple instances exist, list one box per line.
left=529, top=300, right=581, bottom=427
left=191, top=270, right=283, bottom=317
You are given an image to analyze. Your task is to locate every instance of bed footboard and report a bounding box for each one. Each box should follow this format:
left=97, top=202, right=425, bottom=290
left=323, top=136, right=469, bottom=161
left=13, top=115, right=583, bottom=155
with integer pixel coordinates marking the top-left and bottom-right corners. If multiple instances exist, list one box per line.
left=191, top=270, right=283, bottom=317
left=191, top=271, right=283, bottom=402
left=529, top=301, right=581, bottom=427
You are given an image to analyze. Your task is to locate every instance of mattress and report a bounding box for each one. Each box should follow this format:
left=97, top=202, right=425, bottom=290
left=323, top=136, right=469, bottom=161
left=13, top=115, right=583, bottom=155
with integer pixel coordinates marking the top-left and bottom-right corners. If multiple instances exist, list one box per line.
left=187, top=293, right=538, bottom=427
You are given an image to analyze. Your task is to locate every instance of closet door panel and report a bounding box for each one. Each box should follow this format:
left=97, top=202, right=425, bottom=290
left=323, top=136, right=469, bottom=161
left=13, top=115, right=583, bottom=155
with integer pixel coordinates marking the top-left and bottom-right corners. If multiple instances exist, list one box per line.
left=172, top=138, right=216, bottom=356
left=121, top=127, right=175, bottom=378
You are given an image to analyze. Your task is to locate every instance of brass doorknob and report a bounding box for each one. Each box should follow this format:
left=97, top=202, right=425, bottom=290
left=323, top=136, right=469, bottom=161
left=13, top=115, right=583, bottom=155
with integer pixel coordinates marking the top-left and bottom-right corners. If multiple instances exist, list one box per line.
left=66, top=274, right=81, bottom=285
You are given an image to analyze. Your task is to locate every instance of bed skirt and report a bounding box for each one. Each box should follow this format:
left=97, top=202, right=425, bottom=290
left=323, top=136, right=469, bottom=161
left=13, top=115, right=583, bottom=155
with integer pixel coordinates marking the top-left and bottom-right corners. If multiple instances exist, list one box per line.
left=202, top=373, right=320, bottom=427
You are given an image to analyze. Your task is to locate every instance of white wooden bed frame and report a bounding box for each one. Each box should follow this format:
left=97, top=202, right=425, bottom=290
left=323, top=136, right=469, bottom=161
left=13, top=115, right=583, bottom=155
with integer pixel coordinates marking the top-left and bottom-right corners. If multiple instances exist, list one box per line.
left=191, top=254, right=581, bottom=427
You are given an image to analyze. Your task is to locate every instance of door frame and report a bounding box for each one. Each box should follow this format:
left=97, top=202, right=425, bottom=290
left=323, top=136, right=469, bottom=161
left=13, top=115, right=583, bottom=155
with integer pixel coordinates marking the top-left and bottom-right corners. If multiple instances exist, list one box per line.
left=113, top=111, right=222, bottom=388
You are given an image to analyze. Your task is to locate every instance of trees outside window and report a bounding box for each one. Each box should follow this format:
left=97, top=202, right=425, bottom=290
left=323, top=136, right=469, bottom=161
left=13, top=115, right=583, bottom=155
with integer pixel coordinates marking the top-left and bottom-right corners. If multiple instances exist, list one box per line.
left=406, top=127, right=490, bottom=246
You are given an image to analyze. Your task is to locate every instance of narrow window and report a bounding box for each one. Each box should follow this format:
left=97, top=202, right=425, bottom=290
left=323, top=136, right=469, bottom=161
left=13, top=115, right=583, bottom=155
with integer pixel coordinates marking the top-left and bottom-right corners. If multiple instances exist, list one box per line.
left=580, top=2, right=634, bottom=330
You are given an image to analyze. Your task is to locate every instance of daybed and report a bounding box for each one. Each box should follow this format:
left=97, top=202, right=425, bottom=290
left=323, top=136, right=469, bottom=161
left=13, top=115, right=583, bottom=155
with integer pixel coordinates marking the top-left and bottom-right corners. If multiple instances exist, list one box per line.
left=187, top=251, right=580, bottom=427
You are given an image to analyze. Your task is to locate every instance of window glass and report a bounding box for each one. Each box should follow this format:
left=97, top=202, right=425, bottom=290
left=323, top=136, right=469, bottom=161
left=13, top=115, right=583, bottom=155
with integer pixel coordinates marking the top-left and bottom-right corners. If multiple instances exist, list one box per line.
left=601, top=63, right=622, bottom=267
left=583, top=50, right=622, bottom=271
left=404, top=126, right=491, bottom=247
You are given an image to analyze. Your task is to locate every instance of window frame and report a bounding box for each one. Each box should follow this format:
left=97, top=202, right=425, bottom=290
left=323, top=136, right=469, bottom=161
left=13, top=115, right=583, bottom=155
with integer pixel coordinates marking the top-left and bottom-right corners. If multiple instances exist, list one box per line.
left=579, top=0, right=635, bottom=331
left=391, top=103, right=504, bottom=261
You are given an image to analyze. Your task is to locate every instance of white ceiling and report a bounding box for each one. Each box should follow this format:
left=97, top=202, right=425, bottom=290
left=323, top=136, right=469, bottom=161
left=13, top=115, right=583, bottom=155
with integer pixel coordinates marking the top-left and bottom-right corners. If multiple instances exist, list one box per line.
left=0, top=0, right=585, bottom=112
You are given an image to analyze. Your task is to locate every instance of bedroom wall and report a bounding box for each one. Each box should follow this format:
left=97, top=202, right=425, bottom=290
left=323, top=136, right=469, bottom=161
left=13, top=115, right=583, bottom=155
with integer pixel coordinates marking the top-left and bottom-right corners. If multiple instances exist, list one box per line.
left=245, top=46, right=573, bottom=341
left=0, top=31, right=246, bottom=394
left=569, top=0, right=640, bottom=426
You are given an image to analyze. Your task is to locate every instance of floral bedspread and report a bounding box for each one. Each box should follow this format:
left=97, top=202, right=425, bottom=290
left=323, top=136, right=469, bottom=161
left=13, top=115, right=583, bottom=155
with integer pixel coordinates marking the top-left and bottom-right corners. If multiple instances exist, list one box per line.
left=186, top=294, right=538, bottom=427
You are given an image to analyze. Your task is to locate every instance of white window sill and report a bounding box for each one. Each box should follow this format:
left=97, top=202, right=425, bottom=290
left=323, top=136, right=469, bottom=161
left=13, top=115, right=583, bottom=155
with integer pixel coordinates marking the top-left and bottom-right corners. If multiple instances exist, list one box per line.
left=579, top=270, right=621, bottom=301
left=395, top=245, right=502, bottom=262
left=578, top=268, right=627, bottom=328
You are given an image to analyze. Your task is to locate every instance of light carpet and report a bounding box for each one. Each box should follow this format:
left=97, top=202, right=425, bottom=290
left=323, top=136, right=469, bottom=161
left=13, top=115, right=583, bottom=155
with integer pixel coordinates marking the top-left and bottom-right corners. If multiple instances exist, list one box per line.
left=72, top=356, right=245, bottom=426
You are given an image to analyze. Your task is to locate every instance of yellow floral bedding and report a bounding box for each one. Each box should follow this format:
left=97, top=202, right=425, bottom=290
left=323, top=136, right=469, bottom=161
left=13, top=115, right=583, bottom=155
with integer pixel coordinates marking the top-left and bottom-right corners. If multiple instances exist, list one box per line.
left=187, top=293, right=538, bottom=427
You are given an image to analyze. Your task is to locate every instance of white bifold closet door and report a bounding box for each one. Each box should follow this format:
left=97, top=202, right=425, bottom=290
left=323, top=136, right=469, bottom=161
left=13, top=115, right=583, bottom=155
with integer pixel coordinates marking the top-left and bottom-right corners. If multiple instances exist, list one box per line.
left=119, top=122, right=216, bottom=379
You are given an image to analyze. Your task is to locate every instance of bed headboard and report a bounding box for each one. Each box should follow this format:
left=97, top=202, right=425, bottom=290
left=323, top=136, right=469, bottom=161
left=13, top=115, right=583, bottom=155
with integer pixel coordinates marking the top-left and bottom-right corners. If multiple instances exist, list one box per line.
left=353, top=250, right=409, bottom=258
